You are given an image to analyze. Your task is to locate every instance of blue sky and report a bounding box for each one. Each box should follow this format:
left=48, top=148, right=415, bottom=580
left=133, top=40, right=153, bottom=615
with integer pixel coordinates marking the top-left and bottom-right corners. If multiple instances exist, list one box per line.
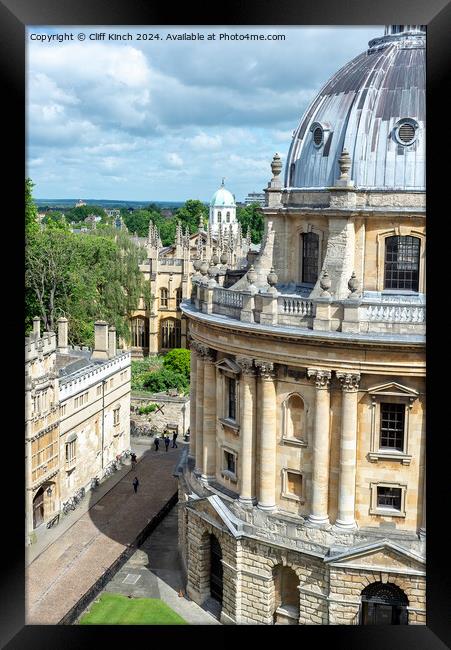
left=26, top=26, right=381, bottom=202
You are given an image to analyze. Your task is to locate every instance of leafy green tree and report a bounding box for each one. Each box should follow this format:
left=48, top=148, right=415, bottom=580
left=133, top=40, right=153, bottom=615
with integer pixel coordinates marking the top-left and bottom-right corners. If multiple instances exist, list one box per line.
left=123, top=209, right=152, bottom=237
left=25, top=178, right=39, bottom=236
left=66, top=205, right=107, bottom=223
left=142, top=367, right=188, bottom=393
left=236, top=203, right=264, bottom=244
left=174, top=199, right=208, bottom=234
left=163, top=349, right=190, bottom=380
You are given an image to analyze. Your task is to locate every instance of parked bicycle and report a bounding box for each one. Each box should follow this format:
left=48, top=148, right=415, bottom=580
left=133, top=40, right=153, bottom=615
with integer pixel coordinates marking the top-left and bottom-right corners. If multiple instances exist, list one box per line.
left=62, top=499, right=76, bottom=515
left=91, top=476, right=100, bottom=490
left=46, top=513, right=60, bottom=529
left=75, top=487, right=85, bottom=500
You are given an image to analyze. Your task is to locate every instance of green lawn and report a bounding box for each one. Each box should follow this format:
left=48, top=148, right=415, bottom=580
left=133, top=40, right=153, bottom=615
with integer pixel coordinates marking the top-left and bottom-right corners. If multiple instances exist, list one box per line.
left=79, top=593, right=188, bottom=625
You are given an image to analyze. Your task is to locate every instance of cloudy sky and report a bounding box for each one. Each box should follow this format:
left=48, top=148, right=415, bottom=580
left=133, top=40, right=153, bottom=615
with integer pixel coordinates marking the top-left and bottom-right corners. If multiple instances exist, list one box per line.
left=26, top=25, right=381, bottom=202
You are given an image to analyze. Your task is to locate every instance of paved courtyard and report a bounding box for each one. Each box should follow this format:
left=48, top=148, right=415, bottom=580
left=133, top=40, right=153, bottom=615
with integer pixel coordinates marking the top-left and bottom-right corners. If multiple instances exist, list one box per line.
left=26, top=438, right=183, bottom=624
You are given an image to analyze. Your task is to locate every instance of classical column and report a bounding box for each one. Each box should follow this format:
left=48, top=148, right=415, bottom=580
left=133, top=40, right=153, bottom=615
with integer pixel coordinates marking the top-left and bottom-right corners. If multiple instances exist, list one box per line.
left=306, top=368, right=332, bottom=526
left=201, top=346, right=217, bottom=482
left=236, top=357, right=257, bottom=506
left=419, top=466, right=426, bottom=540
left=194, top=350, right=205, bottom=476
left=255, top=360, right=277, bottom=511
left=188, top=343, right=197, bottom=461
left=334, top=372, right=361, bottom=530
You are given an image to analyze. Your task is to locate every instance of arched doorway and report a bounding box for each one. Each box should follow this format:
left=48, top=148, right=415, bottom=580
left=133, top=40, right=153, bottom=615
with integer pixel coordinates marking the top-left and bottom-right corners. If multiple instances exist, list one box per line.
left=33, top=487, right=45, bottom=529
left=361, top=582, right=409, bottom=625
left=209, top=534, right=223, bottom=604
left=273, top=565, right=299, bottom=624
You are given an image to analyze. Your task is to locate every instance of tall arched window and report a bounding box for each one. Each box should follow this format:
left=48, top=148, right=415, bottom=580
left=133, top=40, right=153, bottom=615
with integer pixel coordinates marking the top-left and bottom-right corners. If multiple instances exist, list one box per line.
left=161, top=318, right=181, bottom=349
left=176, top=287, right=182, bottom=308
left=160, top=287, right=169, bottom=308
left=131, top=317, right=148, bottom=348
left=384, top=236, right=420, bottom=291
left=301, top=232, right=319, bottom=284
left=361, top=582, right=408, bottom=625
left=226, top=212, right=230, bottom=222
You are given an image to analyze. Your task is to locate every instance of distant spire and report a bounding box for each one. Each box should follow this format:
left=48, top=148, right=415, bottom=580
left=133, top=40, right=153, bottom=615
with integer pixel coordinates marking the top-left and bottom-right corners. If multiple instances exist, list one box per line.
left=221, top=177, right=225, bottom=187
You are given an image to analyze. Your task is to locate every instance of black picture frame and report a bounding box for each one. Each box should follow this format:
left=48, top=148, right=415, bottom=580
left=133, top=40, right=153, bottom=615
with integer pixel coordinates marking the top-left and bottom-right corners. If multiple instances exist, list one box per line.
left=2, top=0, right=450, bottom=647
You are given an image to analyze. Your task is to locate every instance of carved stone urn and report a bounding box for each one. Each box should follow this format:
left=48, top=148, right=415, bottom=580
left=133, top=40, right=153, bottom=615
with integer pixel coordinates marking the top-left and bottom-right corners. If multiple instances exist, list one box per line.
left=338, top=148, right=352, bottom=180
left=271, top=153, right=283, bottom=178
left=320, top=269, right=332, bottom=297
left=348, top=271, right=359, bottom=294
left=247, top=265, right=257, bottom=286
left=267, top=267, right=278, bottom=288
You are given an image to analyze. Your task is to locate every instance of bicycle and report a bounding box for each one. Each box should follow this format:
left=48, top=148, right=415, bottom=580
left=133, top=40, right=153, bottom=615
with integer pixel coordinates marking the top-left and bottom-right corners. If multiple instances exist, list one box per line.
left=91, top=476, right=100, bottom=490
left=62, top=499, right=76, bottom=515
left=46, top=513, right=60, bottom=529
left=75, top=487, right=85, bottom=500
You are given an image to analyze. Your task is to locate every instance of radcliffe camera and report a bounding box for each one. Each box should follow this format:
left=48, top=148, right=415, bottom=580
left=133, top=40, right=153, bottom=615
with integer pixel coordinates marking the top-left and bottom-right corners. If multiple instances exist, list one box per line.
left=24, top=25, right=426, bottom=630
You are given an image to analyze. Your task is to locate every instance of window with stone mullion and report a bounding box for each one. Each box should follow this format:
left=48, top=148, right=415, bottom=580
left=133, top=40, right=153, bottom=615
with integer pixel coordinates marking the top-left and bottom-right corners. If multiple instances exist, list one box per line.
left=384, top=236, right=420, bottom=291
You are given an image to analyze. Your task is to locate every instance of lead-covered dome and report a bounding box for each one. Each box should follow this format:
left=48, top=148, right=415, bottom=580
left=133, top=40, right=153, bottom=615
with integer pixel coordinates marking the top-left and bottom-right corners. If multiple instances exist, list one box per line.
left=285, top=26, right=425, bottom=191
left=210, top=180, right=236, bottom=207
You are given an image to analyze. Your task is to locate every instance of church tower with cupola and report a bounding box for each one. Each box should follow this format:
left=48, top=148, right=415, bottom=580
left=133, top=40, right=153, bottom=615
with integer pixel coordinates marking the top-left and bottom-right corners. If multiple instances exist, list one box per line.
left=209, top=179, right=238, bottom=237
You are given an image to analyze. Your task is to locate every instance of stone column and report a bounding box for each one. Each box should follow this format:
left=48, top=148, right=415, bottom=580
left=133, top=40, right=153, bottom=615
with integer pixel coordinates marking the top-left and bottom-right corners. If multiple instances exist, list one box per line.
left=194, top=350, right=205, bottom=476
left=307, top=368, right=332, bottom=526
left=334, top=372, right=361, bottom=530
left=419, top=467, right=426, bottom=540
left=189, top=344, right=197, bottom=461
left=201, top=346, right=217, bottom=482
left=237, top=357, right=257, bottom=506
left=255, top=360, right=277, bottom=511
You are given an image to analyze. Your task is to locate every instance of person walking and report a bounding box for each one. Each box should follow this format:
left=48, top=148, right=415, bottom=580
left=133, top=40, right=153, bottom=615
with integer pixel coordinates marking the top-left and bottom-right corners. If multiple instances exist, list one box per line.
left=172, top=431, right=178, bottom=448
left=132, top=477, right=139, bottom=493
left=131, top=452, right=137, bottom=468
left=154, top=436, right=160, bottom=452
left=164, top=434, right=170, bottom=452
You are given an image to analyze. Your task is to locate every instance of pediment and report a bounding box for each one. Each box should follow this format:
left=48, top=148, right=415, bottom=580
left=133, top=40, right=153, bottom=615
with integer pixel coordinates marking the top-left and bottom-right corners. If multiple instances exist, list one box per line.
left=186, top=494, right=243, bottom=537
left=367, top=382, right=419, bottom=399
left=326, top=540, right=425, bottom=575
left=215, top=358, right=241, bottom=375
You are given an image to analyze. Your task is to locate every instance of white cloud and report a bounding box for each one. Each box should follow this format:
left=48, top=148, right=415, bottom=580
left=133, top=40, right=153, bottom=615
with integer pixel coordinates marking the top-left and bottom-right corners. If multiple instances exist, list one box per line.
left=190, top=132, right=222, bottom=150
left=165, top=152, right=184, bottom=168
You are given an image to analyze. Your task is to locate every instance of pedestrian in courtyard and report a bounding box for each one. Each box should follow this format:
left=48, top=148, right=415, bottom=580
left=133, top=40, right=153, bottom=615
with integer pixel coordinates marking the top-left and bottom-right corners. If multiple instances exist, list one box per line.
left=131, top=452, right=137, bottom=468
left=164, top=434, right=170, bottom=452
left=132, top=477, right=139, bottom=493
left=172, top=431, right=178, bottom=448
left=154, top=436, right=160, bottom=451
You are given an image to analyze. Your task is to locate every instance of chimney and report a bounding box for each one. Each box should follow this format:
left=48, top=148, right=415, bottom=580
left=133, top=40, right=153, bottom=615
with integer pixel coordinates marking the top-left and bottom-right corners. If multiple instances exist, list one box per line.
left=108, top=326, right=117, bottom=358
left=57, top=317, right=69, bottom=353
left=33, top=317, right=41, bottom=339
left=91, top=321, right=109, bottom=360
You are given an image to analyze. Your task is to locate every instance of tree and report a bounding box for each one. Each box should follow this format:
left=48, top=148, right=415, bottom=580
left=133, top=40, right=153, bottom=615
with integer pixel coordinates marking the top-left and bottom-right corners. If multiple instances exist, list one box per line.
left=236, top=203, right=264, bottom=244
left=163, top=348, right=190, bottom=380
left=174, top=199, right=208, bottom=234
left=65, top=205, right=107, bottom=223
left=25, top=178, right=39, bottom=236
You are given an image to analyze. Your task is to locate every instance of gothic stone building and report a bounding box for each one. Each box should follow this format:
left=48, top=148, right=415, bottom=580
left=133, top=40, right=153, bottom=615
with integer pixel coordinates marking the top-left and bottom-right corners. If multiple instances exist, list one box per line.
left=130, top=182, right=253, bottom=357
left=25, top=318, right=131, bottom=543
left=178, top=26, right=426, bottom=625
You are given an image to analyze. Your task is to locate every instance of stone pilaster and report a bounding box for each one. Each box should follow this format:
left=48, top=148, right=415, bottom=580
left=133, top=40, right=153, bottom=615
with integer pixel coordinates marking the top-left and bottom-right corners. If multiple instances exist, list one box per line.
left=236, top=357, right=257, bottom=506
left=419, top=467, right=426, bottom=540
left=194, top=349, right=205, bottom=476
left=201, top=346, right=217, bottom=482
left=255, top=359, right=277, bottom=511
left=334, top=372, right=361, bottom=530
left=307, top=368, right=332, bottom=526
left=189, top=343, right=197, bottom=461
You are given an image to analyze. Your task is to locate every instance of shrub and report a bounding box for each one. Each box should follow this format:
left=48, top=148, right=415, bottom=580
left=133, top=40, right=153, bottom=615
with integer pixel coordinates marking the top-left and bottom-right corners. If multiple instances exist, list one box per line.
left=142, top=367, right=188, bottom=394
left=163, top=349, right=190, bottom=380
left=138, top=403, right=158, bottom=415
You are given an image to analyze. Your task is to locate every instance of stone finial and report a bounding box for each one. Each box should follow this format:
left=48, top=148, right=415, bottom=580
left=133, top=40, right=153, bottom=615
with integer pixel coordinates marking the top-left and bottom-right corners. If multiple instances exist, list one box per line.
left=198, top=213, right=204, bottom=231
left=211, top=249, right=219, bottom=266
left=271, top=153, right=283, bottom=178
left=338, top=148, right=352, bottom=180
left=267, top=267, right=278, bottom=288
left=247, top=265, right=257, bottom=286
left=320, top=269, right=332, bottom=297
left=200, top=259, right=209, bottom=276
left=220, top=250, right=228, bottom=266
left=348, top=271, right=359, bottom=295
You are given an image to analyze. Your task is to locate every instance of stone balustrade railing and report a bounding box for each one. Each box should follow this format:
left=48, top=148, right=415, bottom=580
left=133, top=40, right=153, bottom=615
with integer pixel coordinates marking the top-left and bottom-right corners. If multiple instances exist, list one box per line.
left=213, top=287, right=244, bottom=309
left=361, top=302, right=425, bottom=323
left=278, top=296, right=315, bottom=318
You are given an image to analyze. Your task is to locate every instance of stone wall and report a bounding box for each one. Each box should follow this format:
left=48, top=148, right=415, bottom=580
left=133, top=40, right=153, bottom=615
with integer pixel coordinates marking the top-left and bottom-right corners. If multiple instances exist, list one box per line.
left=130, top=393, right=190, bottom=436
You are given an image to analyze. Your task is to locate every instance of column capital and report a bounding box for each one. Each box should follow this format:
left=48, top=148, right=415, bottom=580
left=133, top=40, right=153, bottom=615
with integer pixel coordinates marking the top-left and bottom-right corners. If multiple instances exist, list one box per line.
left=336, top=371, right=361, bottom=392
left=307, top=368, right=331, bottom=389
left=236, top=356, right=256, bottom=376
left=197, top=344, right=216, bottom=363
left=255, top=359, right=276, bottom=379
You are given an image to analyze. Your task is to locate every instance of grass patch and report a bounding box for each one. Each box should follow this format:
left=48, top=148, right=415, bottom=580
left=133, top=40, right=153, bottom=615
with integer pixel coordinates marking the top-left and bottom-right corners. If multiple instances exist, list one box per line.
left=79, top=593, right=188, bottom=625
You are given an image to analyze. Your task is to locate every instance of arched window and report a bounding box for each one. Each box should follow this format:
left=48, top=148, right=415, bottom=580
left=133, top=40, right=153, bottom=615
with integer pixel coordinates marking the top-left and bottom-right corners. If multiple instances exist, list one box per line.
left=361, top=582, right=408, bottom=625
left=283, top=394, right=305, bottom=441
left=161, top=318, right=181, bottom=349
left=131, top=317, right=148, bottom=348
left=289, top=162, right=296, bottom=186
left=217, top=211, right=222, bottom=221
left=226, top=212, right=230, bottom=222
left=176, top=287, right=182, bottom=308
left=160, top=287, right=169, bottom=308
left=384, top=236, right=420, bottom=291
left=273, top=565, right=299, bottom=624
left=301, top=232, right=319, bottom=284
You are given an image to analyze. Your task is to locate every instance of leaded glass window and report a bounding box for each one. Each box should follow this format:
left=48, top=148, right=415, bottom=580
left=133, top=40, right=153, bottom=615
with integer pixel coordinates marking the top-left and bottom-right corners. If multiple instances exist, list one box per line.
left=380, top=403, right=405, bottom=450
left=302, top=232, right=319, bottom=284
left=384, top=236, right=420, bottom=291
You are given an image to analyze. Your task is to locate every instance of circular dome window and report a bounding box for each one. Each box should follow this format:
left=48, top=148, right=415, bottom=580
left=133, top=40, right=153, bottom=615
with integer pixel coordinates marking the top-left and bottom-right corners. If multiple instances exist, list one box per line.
left=395, top=119, right=418, bottom=146
left=313, top=126, right=323, bottom=147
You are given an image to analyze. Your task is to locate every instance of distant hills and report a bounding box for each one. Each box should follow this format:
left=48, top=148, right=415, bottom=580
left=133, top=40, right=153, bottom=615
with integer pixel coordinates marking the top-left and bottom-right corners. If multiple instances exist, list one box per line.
left=35, top=199, right=189, bottom=210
